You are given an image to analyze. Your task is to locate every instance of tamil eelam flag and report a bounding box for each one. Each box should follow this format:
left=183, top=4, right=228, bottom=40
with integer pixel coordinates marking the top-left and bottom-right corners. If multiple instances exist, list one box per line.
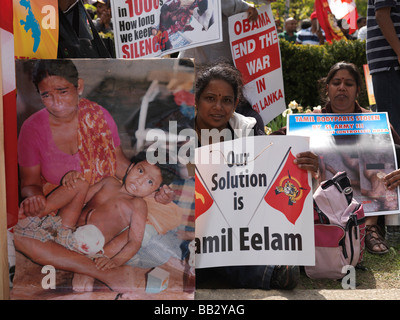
left=265, top=151, right=311, bottom=225
left=315, top=0, right=346, bottom=43
left=195, top=172, right=214, bottom=220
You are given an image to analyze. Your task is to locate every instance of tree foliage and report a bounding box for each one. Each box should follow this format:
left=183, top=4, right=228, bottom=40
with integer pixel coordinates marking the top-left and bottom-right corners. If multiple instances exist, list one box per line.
left=279, top=38, right=368, bottom=108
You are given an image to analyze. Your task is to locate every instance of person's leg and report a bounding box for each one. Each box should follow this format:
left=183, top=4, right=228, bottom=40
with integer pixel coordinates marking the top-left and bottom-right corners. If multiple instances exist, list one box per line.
left=14, top=235, right=136, bottom=293
left=365, top=216, right=389, bottom=254
left=216, top=265, right=276, bottom=290
left=372, top=68, right=400, bottom=134
left=42, top=179, right=89, bottom=227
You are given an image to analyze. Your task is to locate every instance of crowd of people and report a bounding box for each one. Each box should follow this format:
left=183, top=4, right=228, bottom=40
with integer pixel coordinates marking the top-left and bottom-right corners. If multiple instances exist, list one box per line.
left=10, top=0, right=400, bottom=296
left=277, top=12, right=368, bottom=44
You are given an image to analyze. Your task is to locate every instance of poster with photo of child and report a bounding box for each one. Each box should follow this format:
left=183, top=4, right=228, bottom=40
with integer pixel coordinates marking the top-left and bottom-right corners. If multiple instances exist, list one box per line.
left=11, top=58, right=195, bottom=300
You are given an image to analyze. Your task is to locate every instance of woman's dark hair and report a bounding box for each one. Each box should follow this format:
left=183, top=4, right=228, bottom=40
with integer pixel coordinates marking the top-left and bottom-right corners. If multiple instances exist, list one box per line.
left=32, top=59, right=79, bottom=91
left=195, top=62, right=243, bottom=103
left=319, top=61, right=363, bottom=104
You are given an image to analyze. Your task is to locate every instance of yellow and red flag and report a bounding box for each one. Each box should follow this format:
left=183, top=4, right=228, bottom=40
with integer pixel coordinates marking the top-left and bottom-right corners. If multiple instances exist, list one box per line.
left=265, top=151, right=310, bottom=225
left=315, top=0, right=346, bottom=43
left=195, top=172, right=214, bottom=220
left=315, top=0, right=358, bottom=42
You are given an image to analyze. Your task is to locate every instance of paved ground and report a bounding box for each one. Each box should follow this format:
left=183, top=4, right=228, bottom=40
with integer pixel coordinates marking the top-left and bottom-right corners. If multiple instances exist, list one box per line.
left=196, top=288, right=400, bottom=300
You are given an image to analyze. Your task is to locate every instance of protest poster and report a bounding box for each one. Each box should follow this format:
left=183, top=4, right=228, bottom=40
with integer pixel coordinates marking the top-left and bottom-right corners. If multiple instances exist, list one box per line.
left=11, top=58, right=195, bottom=300
left=195, top=135, right=315, bottom=269
left=111, top=0, right=222, bottom=59
left=13, top=0, right=58, bottom=59
left=228, top=4, right=286, bottom=125
left=287, top=112, right=399, bottom=216
left=363, top=64, right=376, bottom=106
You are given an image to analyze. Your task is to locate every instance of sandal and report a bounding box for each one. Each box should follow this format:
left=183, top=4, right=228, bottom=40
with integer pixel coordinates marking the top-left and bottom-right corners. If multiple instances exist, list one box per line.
left=365, top=225, right=389, bottom=255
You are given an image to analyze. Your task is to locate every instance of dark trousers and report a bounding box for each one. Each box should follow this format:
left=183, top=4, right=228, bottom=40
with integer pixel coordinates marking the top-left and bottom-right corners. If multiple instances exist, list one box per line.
left=372, top=67, right=400, bottom=135
left=196, top=265, right=275, bottom=290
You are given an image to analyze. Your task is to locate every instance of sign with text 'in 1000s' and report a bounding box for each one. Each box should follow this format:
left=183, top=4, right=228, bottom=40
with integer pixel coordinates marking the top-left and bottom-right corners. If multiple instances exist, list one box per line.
left=229, top=4, right=285, bottom=125
left=195, top=135, right=315, bottom=268
left=111, top=0, right=222, bottom=58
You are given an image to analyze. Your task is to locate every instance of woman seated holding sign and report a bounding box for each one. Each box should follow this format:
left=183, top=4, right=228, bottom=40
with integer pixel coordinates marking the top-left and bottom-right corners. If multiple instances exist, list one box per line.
left=195, top=62, right=319, bottom=289
left=273, top=61, right=400, bottom=255
left=318, top=62, right=400, bottom=255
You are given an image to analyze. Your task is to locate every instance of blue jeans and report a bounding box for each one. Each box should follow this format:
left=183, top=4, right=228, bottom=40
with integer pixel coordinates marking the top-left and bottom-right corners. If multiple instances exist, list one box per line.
left=372, top=68, right=400, bottom=135
left=196, top=265, right=275, bottom=290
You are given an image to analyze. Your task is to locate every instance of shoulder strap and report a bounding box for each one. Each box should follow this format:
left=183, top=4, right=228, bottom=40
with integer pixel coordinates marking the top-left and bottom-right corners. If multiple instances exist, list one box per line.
left=321, top=171, right=353, bottom=205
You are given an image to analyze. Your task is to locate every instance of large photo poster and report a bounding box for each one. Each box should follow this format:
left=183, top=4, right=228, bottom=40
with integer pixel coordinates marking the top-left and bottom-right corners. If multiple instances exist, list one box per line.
left=12, top=58, right=195, bottom=300
left=228, top=4, right=285, bottom=125
left=111, top=0, right=222, bottom=58
left=287, top=112, right=399, bottom=216
left=195, top=135, right=315, bottom=269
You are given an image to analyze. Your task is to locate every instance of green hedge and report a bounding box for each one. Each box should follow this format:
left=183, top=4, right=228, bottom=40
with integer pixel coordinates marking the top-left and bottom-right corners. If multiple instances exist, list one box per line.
left=279, top=39, right=368, bottom=109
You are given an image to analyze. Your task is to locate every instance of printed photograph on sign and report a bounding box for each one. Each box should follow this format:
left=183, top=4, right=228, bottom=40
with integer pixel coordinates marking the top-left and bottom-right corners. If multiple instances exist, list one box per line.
left=111, top=0, right=222, bottom=58
left=12, top=58, right=195, bottom=300
left=287, top=113, right=399, bottom=216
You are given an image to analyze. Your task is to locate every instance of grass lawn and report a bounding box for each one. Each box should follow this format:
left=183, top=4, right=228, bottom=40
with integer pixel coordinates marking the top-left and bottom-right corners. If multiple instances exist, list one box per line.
left=297, top=244, right=400, bottom=290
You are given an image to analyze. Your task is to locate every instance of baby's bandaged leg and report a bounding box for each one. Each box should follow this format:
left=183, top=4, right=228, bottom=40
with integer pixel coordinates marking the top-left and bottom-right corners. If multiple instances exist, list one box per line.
left=73, top=224, right=105, bottom=255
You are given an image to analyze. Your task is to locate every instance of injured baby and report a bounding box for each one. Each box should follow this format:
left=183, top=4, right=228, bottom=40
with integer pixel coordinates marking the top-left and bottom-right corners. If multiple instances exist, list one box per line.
left=15, top=160, right=163, bottom=292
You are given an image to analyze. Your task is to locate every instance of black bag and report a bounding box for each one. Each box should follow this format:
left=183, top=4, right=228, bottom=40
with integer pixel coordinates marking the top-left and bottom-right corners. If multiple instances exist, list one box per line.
left=57, top=0, right=111, bottom=58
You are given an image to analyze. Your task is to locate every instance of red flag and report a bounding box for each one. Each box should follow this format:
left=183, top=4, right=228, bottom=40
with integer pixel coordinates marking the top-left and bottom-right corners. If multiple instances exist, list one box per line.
left=195, top=172, right=214, bottom=220
left=323, top=0, right=359, bottom=35
left=341, top=3, right=358, bottom=34
left=265, top=151, right=310, bottom=225
left=315, top=0, right=346, bottom=43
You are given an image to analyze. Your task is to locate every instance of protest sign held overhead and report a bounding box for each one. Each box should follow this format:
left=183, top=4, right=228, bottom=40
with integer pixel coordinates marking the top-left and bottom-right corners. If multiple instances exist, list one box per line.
left=195, top=136, right=315, bottom=269
left=111, top=0, right=222, bottom=58
left=228, top=4, right=285, bottom=125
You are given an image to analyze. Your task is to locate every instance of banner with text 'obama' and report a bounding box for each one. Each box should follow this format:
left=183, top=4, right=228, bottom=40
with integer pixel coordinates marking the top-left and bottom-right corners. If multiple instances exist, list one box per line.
left=228, top=4, right=285, bottom=126
left=195, top=136, right=315, bottom=268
